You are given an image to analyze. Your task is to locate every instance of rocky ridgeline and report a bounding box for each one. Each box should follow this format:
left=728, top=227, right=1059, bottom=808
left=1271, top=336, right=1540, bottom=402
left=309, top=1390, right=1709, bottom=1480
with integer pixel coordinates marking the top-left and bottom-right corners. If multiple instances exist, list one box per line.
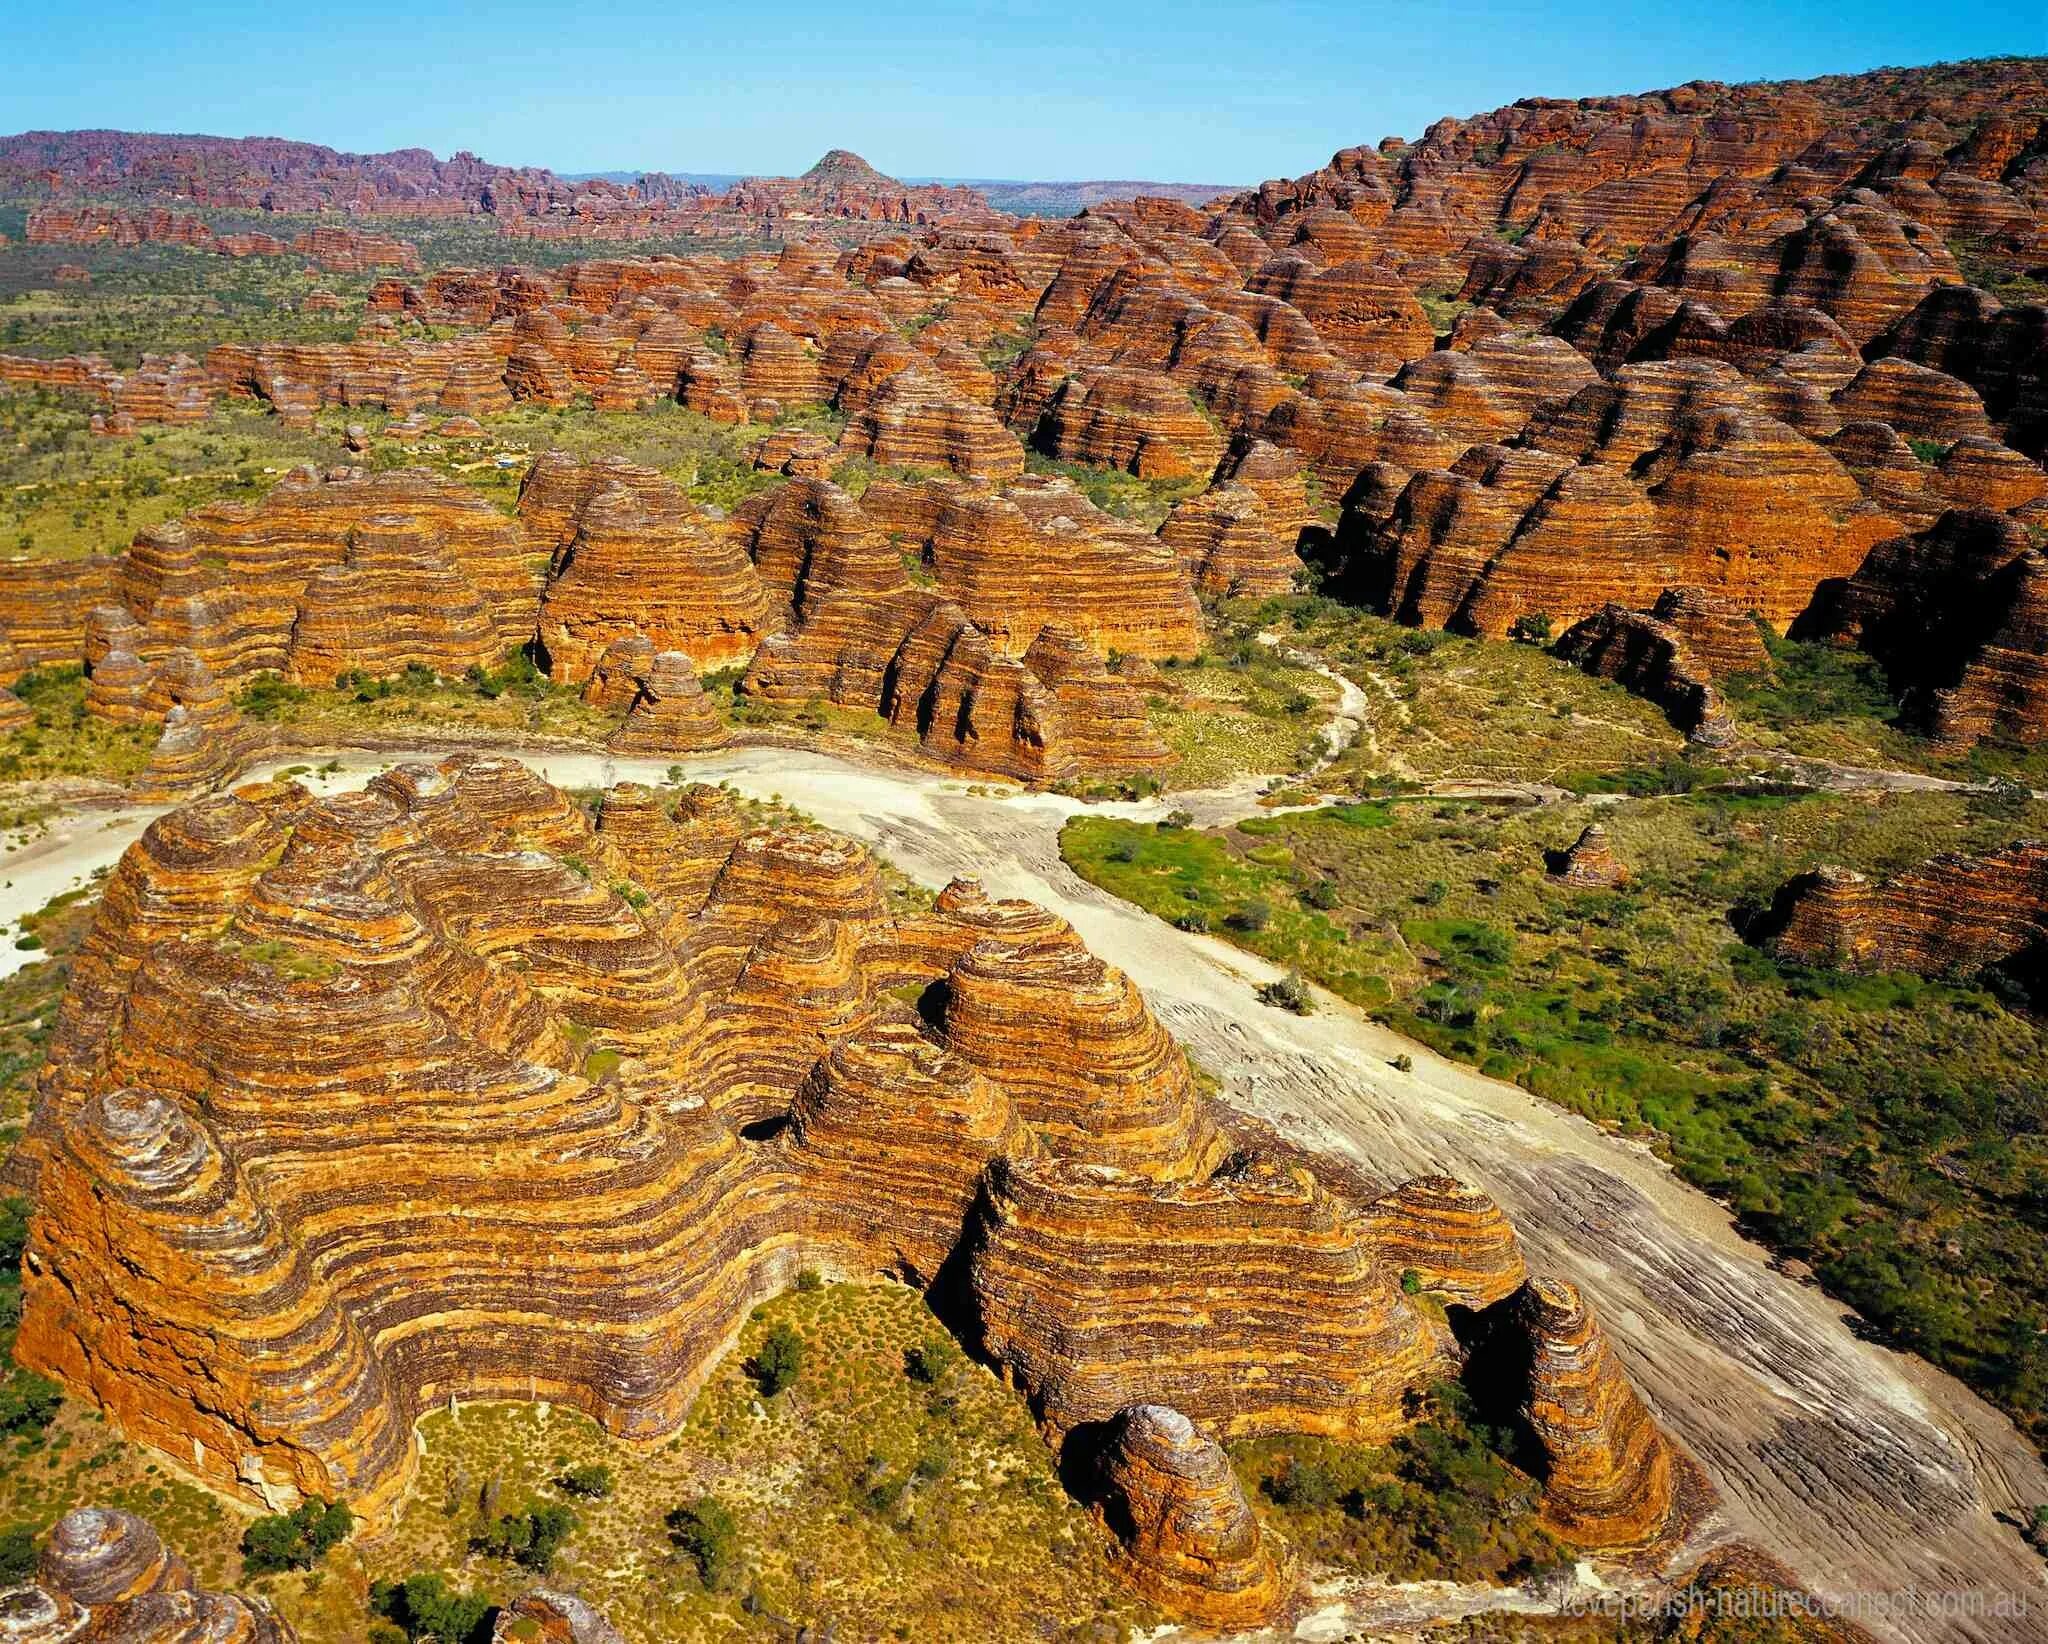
left=12, top=756, right=1702, bottom=1626
left=0, top=450, right=1239, bottom=794
left=25, top=206, right=420, bottom=271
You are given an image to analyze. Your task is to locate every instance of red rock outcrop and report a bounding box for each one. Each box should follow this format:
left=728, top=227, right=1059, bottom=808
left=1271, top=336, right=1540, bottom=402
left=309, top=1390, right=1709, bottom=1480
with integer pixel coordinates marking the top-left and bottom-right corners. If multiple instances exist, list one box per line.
left=1345, top=363, right=1899, bottom=635
left=4, top=1506, right=296, bottom=1642
left=1765, top=843, right=2048, bottom=975
left=1556, top=586, right=1766, bottom=742
left=1549, top=823, right=1628, bottom=890
left=1508, top=1277, right=1681, bottom=1551
left=0, top=555, right=118, bottom=668
left=1803, top=509, right=2048, bottom=749
left=1038, top=366, right=1226, bottom=480
left=1088, top=1404, right=1291, bottom=1628
left=28, top=205, right=419, bottom=271
left=522, top=454, right=772, bottom=678
left=1158, top=481, right=1302, bottom=596
left=94, top=466, right=534, bottom=692
left=836, top=367, right=1026, bottom=480
left=1363, top=1175, right=1528, bottom=1308
left=605, top=649, right=731, bottom=755
left=12, top=759, right=1698, bottom=1623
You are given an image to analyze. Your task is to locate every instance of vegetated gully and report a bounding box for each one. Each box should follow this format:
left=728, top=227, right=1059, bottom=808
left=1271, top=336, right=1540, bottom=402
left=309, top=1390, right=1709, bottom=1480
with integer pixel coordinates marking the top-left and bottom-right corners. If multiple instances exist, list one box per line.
left=3, top=724, right=2045, bottom=1643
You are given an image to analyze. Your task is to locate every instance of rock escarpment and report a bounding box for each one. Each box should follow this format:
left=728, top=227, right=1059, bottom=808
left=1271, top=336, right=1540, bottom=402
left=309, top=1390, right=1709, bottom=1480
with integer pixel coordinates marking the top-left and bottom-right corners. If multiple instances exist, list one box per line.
left=15, top=763, right=1698, bottom=1622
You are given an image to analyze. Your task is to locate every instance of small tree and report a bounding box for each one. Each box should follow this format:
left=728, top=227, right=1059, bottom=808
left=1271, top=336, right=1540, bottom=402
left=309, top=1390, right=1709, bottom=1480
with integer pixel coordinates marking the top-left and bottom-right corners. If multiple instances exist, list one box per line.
left=747, top=1323, right=804, bottom=1397
left=241, top=1498, right=353, bottom=1576
left=0, top=1525, right=35, bottom=1584
left=369, top=1572, right=496, bottom=1644
left=556, top=1463, right=613, bottom=1499
left=903, top=1341, right=958, bottom=1386
left=1509, top=612, right=1553, bottom=645
left=477, top=1504, right=576, bottom=1574
left=667, top=1496, right=739, bottom=1590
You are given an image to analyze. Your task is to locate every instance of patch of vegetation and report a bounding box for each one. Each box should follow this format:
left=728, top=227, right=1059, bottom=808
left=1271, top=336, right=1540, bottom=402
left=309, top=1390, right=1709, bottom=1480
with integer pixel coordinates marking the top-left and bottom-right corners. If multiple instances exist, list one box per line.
left=241, top=1498, right=353, bottom=1575
left=666, top=1496, right=739, bottom=1591
left=0, top=1522, right=35, bottom=1583
left=1147, top=626, right=1338, bottom=788
left=474, top=1503, right=576, bottom=1575
left=1021, top=450, right=1205, bottom=529
left=1232, top=1382, right=1565, bottom=1585
left=0, top=665, right=155, bottom=784
left=231, top=647, right=618, bottom=747
left=350, top=1283, right=1150, bottom=1642
left=1226, top=597, right=1686, bottom=789
left=746, top=1321, right=805, bottom=1397
left=1067, top=782, right=2048, bottom=1448
left=369, top=1572, right=497, bottom=1644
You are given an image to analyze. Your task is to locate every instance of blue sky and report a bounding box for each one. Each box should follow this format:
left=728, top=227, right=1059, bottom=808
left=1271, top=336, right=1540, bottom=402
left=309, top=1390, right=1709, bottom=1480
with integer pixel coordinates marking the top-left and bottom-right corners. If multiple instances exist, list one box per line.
left=8, top=1, right=2042, bottom=183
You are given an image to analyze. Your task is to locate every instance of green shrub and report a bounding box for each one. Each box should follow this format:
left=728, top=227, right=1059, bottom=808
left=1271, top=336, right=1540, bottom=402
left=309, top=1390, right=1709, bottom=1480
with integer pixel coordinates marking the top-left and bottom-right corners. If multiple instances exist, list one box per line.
left=667, top=1496, right=739, bottom=1590
left=1265, top=1454, right=1340, bottom=1508
left=1256, top=970, right=1315, bottom=1014
left=475, top=1503, right=576, bottom=1574
left=556, top=1462, right=612, bottom=1499
left=0, top=1371, right=61, bottom=1436
left=241, top=1498, right=352, bottom=1575
left=0, top=1524, right=35, bottom=1584
left=747, top=1322, right=804, bottom=1396
left=369, top=1572, right=496, bottom=1644
left=903, top=1340, right=958, bottom=1385
left=1226, top=898, right=1273, bottom=933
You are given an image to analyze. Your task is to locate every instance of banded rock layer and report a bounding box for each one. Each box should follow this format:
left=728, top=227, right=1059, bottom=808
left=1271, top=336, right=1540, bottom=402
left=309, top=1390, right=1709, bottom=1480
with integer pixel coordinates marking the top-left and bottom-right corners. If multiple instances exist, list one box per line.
left=0, top=1506, right=295, bottom=1642
left=15, top=759, right=1697, bottom=1620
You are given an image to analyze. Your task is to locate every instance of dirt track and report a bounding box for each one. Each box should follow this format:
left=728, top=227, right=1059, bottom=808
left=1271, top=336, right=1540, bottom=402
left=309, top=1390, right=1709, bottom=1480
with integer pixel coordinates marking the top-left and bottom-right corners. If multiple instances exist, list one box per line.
left=5, top=741, right=2046, bottom=1640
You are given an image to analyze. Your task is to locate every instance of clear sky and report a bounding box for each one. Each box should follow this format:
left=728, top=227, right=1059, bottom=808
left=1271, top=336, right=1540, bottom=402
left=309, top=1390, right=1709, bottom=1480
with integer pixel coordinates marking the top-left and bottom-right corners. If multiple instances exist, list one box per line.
left=8, top=0, right=2043, bottom=184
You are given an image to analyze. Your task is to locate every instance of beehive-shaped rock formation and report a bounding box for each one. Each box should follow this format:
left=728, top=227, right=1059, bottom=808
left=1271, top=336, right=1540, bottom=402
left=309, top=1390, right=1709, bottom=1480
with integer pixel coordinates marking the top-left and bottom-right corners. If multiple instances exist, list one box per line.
left=1511, top=1278, right=1680, bottom=1551
left=1764, top=843, right=2048, bottom=976
left=15, top=759, right=1704, bottom=1618
left=1551, top=824, right=1628, bottom=889
left=526, top=458, right=772, bottom=678
left=1088, top=1404, right=1292, bottom=1628
left=98, top=468, right=533, bottom=692
left=2, top=1506, right=296, bottom=1642
left=1364, top=1175, right=1528, bottom=1308
left=606, top=650, right=731, bottom=756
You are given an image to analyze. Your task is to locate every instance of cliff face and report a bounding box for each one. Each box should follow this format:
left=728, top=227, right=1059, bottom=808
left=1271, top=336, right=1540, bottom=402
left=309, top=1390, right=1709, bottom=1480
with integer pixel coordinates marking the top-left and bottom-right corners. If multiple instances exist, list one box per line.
left=16, top=762, right=1695, bottom=1620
